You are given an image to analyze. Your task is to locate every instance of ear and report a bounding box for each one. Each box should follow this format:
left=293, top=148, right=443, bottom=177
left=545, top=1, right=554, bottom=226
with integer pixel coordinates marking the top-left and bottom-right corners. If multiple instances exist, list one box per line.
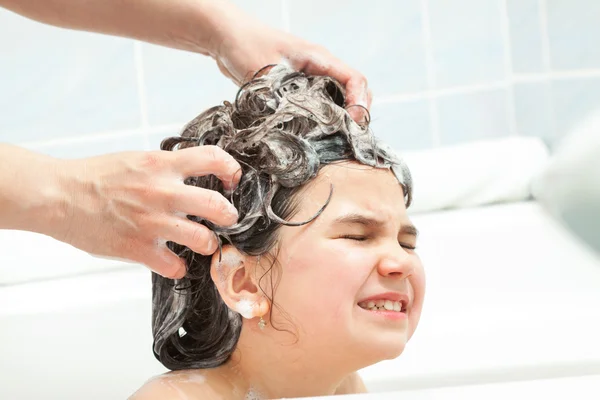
left=210, top=245, right=270, bottom=321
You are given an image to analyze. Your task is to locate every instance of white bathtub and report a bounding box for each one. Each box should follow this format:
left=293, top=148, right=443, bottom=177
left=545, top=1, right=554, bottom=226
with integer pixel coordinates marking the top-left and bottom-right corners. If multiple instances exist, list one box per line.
left=2, top=201, right=600, bottom=399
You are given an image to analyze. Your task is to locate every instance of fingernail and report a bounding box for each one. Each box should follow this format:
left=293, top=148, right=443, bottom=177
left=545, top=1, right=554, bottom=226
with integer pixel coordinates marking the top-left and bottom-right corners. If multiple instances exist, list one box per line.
left=223, top=169, right=242, bottom=191
left=233, top=168, right=243, bottom=187
left=176, top=267, right=187, bottom=279
left=227, top=203, right=239, bottom=218
left=206, top=235, right=216, bottom=252
left=348, top=108, right=362, bottom=123
left=357, top=96, right=368, bottom=109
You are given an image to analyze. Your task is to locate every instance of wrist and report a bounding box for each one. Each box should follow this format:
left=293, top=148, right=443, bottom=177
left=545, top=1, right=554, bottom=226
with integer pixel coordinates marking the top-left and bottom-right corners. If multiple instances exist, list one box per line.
left=0, top=148, right=67, bottom=236
left=195, top=0, right=245, bottom=58
left=22, top=156, right=76, bottom=241
left=176, top=0, right=228, bottom=57
left=39, top=158, right=82, bottom=243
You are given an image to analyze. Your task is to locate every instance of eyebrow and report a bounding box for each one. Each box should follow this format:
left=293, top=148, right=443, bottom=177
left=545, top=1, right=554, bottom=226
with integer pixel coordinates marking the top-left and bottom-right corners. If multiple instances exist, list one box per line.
left=332, top=213, right=419, bottom=237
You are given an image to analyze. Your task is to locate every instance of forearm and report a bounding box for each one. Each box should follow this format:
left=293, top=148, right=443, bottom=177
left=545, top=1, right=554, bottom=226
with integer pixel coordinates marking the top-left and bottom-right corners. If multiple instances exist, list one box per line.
left=0, top=144, right=64, bottom=235
left=0, top=0, right=238, bottom=55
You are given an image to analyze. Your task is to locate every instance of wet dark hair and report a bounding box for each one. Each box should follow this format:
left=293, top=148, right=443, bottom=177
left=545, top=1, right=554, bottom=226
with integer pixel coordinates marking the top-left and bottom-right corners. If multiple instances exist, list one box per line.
left=152, top=64, right=413, bottom=370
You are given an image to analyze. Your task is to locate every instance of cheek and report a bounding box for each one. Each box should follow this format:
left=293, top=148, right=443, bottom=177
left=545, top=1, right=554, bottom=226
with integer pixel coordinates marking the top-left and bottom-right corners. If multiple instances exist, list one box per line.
left=408, top=263, right=426, bottom=338
left=276, top=242, right=375, bottom=322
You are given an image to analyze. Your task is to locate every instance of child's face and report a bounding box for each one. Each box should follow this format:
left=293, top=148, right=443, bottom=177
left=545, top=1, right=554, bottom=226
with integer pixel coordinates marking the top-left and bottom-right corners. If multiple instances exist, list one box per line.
left=271, top=162, right=425, bottom=369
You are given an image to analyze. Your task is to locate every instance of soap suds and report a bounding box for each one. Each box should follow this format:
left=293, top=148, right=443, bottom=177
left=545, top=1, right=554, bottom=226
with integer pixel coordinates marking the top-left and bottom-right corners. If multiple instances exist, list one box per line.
left=217, top=251, right=242, bottom=284
left=245, top=387, right=264, bottom=400
left=236, top=299, right=255, bottom=319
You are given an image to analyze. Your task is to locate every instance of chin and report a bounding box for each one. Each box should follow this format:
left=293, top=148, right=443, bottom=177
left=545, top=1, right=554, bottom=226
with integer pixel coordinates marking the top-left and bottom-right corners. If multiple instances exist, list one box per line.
left=379, top=340, right=407, bottom=360
left=356, top=334, right=408, bottom=365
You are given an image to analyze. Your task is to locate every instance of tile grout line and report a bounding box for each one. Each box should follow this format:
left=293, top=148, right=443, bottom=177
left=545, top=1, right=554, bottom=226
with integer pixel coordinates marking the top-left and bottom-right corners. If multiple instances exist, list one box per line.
left=537, top=0, right=558, bottom=141
left=538, top=0, right=552, bottom=72
left=133, top=40, right=151, bottom=150
left=500, top=0, right=518, bottom=137
left=373, top=80, right=510, bottom=105
left=420, top=0, right=441, bottom=147
left=19, top=123, right=183, bottom=149
left=516, top=69, right=600, bottom=80
left=373, top=68, right=600, bottom=106
left=281, top=0, right=291, bottom=33
left=20, top=66, right=600, bottom=148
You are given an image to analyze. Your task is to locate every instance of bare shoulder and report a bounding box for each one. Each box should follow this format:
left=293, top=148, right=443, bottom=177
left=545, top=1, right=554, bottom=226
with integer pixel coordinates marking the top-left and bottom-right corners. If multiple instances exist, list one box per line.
left=335, top=372, right=368, bottom=395
left=128, top=369, right=234, bottom=400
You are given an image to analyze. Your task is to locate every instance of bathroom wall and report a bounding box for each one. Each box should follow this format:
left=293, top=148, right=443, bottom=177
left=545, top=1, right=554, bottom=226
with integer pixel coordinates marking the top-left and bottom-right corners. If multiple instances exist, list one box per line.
left=2, top=0, right=600, bottom=158
left=1, top=0, right=599, bottom=283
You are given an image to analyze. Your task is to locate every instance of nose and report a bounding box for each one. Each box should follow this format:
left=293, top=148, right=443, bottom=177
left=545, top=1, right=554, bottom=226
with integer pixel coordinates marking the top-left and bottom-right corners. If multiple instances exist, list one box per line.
left=377, top=243, right=415, bottom=279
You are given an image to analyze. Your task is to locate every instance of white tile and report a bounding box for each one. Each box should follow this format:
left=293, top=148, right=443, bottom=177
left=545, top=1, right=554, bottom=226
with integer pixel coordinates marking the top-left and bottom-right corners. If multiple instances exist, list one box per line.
left=514, top=81, right=555, bottom=145
left=232, top=0, right=285, bottom=29
left=288, top=0, right=428, bottom=97
left=507, top=0, right=545, bottom=73
left=428, top=0, right=506, bottom=88
left=546, top=0, right=600, bottom=70
left=436, top=89, right=510, bottom=145
left=551, top=78, right=600, bottom=138
left=370, top=101, right=434, bottom=150
left=141, top=45, right=236, bottom=126
left=0, top=9, right=140, bottom=142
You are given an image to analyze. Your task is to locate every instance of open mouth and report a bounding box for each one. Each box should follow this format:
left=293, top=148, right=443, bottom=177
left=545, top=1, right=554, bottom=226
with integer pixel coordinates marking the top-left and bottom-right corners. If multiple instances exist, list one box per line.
left=358, top=299, right=407, bottom=313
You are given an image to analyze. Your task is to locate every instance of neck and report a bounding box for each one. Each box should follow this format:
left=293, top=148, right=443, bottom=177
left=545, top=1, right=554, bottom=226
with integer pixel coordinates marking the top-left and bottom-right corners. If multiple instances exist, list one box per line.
left=228, top=322, right=353, bottom=399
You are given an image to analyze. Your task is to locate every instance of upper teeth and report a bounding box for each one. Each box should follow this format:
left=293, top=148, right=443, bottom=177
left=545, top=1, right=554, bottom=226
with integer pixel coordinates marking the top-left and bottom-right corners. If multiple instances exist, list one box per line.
left=359, top=299, right=404, bottom=312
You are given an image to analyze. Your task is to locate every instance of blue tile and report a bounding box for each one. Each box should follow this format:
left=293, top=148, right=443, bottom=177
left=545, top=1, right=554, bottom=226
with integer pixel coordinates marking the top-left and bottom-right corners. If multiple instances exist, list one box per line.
left=546, top=0, right=600, bottom=70
left=428, top=0, right=506, bottom=87
left=370, top=101, right=434, bottom=150
left=0, top=9, right=140, bottom=143
left=288, top=0, right=428, bottom=97
left=141, top=0, right=284, bottom=126
left=551, top=78, right=600, bottom=139
left=506, top=0, right=545, bottom=73
left=514, top=82, right=555, bottom=145
left=436, top=89, right=510, bottom=145
left=25, top=133, right=146, bottom=159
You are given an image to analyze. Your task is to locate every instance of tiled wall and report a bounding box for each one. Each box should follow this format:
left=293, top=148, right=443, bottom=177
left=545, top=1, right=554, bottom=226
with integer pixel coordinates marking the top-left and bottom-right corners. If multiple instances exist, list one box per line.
left=2, top=0, right=600, bottom=157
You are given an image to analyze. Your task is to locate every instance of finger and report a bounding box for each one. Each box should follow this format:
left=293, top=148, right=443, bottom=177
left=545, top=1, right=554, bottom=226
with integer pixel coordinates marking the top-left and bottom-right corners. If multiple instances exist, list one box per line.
left=162, top=217, right=219, bottom=256
left=171, top=185, right=238, bottom=227
left=293, top=51, right=370, bottom=122
left=344, top=73, right=369, bottom=110
left=253, top=64, right=277, bottom=79
left=296, top=52, right=353, bottom=88
left=141, top=245, right=187, bottom=279
left=216, top=58, right=239, bottom=85
left=347, top=105, right=370, bottom=126
left=172, top=145, right=242, bottom=191
left=349, top=88, right=374, bottom=125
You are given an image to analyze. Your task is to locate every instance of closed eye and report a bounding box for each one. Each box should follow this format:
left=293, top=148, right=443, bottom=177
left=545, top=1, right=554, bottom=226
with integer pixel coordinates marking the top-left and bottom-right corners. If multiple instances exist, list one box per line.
left=400, top=243, right=417, bottom=251
left=339, top=234, right=369, bottom=241
left=340, top=235, right=417, bottom=250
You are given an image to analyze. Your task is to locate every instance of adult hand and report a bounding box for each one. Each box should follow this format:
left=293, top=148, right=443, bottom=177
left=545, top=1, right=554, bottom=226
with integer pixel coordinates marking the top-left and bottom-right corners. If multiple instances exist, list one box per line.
left=49, top=146, right=241, bottom=279
left=211, top=6, right=372, bottom=123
